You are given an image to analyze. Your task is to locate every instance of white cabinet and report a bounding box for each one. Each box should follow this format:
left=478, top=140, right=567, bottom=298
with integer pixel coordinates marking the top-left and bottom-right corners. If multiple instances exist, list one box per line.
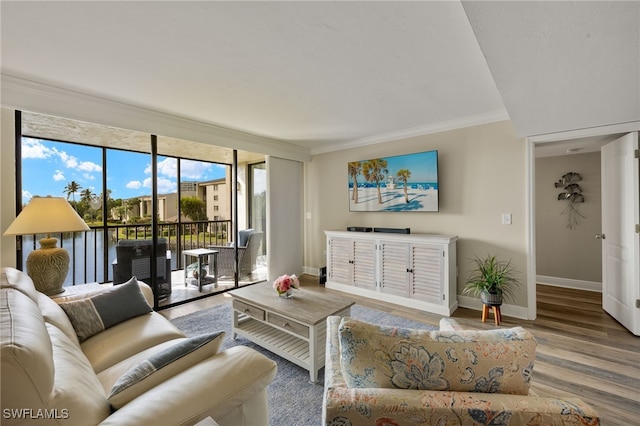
left=328, top=237, right=376, bottom=291
left=325, top=230, right=458, bottom=316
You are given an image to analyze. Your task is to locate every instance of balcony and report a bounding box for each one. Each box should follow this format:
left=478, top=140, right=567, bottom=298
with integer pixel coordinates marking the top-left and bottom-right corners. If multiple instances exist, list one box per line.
left=20, top=219, right=267, bottom=308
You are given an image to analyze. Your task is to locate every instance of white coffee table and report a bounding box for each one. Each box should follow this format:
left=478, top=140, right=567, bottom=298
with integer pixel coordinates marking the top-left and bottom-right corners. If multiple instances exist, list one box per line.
left=229, top=283, right=354, bottom=382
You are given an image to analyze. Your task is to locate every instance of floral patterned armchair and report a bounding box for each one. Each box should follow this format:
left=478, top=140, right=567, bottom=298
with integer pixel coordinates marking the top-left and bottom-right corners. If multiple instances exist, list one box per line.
left=323, top=316, right=599, bottom=426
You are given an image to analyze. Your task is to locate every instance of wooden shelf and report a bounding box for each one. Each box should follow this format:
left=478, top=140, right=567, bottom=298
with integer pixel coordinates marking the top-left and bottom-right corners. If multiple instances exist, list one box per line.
left=236, top=316, right=312, bottom=367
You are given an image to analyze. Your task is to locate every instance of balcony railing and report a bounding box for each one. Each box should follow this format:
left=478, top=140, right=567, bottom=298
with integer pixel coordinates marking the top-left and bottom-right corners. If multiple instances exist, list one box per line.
left=20, top=220, right=232, bottom=286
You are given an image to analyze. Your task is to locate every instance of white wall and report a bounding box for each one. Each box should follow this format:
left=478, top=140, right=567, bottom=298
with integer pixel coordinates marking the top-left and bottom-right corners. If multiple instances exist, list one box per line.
left=1, top=108, right=17, bottom=268
left=267, top=156, right=303, bottom=281
left=304, top=120, right=531, bottom=310
left=535, top=152, right=602, bottom=290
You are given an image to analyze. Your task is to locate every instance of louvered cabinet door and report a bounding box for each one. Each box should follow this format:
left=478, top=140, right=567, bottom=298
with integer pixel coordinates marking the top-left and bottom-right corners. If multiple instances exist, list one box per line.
left=410, top=244, right=443, bottom=304
left=380, top=242, right=410, bottom=297
left=353, top=240, right=377, bottom=290
left=328, top=238, right=353, bottom=284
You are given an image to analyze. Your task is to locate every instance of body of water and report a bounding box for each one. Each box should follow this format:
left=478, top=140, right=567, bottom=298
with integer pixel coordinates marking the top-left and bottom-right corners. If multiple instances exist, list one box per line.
left=22, top=231, right=180, bottom=286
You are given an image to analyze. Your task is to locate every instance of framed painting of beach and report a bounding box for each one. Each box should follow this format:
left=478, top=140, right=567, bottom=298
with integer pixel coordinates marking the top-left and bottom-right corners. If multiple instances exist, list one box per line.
left=348, top=150, right=439, bottom=212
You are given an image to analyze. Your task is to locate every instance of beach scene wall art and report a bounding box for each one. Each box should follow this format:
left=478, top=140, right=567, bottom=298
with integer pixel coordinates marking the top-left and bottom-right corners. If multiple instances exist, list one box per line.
left=348, top=150, right=439, bottom=212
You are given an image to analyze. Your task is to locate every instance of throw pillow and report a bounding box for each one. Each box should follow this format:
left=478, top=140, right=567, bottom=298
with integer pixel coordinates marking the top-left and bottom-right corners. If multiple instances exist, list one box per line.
left=238, top=228, right=253, bottom=247
left=108, top=332, right=225, bottom=409
left=338, top=317, right=536, bottom=395
left=59, top=277, right=152, bottom=342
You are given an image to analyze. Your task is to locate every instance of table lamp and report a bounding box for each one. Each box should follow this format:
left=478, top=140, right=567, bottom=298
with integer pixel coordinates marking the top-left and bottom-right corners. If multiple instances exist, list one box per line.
left=3, top=196, right=90, bottom=295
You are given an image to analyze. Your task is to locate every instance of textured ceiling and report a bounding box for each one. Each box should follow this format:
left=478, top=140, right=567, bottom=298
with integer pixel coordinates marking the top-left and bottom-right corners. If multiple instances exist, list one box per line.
left=1, top=1, right=505, bottom=153
left=463, top=0, right=639, bottom=138
left=2, top=1, right=638, bottom=156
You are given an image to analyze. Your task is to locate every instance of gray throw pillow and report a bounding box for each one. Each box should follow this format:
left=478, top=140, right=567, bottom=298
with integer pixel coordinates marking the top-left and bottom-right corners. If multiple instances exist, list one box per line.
left=238, top=228, right=253, bottom=247
left=59, top=277, right=152, bottom=342
left=108, top=332, right=225, bottom=409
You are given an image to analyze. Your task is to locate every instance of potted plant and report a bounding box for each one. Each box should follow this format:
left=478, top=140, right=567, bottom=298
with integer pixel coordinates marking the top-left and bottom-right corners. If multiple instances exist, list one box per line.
left=462, top=254, right=521, bottom=305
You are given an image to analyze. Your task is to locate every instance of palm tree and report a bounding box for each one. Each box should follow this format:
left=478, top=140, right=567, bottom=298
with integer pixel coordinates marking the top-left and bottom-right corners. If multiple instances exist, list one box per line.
left=79, top=188, right=94, bottom=204
left=348, top=162, right=362, bottom=203
left=362, top=159, right=388, bottom=204
left=396, top=169, right=412, bottom=203
left=63, top=181, right=81, bottom=202
left=80, top=188, right=97, bottom=221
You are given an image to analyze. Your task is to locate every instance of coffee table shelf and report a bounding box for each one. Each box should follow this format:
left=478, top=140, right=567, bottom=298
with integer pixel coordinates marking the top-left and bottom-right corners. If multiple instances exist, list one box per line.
left=235, top=315, right=312, bottom=366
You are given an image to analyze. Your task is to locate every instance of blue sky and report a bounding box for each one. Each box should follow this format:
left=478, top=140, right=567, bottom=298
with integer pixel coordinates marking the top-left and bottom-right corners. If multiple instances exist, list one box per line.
left=21, top=138, right=228, bottom=204
left=354, top=150, right=438, bottom=182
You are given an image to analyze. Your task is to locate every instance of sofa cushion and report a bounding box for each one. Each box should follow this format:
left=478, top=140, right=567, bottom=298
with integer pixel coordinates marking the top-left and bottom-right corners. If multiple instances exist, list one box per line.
left=107, top=332, right=225, bottom=409
left=1, top=288, right=55, bottom=411
left=37, top=292, right=80, bottom=346
left=1, top=267, right=40, bottom=302
left=46, top=324, right=112, bottom=425
left=338, top=317, right=536, bottom=395
left=82, top=311, right=186, bottom=373
left=59, top=276, right=151, bottom=342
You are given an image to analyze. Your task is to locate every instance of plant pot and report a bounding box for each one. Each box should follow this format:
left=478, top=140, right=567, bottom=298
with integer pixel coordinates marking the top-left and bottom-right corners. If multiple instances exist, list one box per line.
left=481, top=290, right=502, bottom=306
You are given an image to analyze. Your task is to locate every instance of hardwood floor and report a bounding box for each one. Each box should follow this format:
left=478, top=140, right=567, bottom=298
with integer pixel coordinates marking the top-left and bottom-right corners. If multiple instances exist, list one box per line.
left=160, top=277, right=640, bottom=426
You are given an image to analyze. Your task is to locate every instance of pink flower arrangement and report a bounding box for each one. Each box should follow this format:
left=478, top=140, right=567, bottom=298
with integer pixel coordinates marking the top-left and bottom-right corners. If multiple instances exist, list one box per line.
left=273, top=274, right=300, bottom=295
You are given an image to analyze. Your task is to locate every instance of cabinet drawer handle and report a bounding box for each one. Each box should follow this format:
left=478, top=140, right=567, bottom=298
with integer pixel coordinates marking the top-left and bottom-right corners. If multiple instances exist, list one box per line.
left=283, top=322, right=290, bottom=327
left=243, top=308, right=250, bottom=313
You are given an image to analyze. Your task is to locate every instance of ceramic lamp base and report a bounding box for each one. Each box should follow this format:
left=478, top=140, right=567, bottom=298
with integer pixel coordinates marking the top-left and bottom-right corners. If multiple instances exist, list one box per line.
left=26, top=237, right=68, bottom=295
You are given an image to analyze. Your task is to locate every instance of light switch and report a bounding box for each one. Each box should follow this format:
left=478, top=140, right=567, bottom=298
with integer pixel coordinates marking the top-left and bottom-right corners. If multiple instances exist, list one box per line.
left=502, top=213, right=512, bottom=225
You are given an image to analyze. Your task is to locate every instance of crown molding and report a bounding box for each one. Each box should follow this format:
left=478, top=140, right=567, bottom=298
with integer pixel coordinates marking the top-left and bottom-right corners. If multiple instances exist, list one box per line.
left=528, top=121, right=640, bottom=144
left=309, top=109, right=510, bottom=155
left=1, top=73, right=311, bottom=162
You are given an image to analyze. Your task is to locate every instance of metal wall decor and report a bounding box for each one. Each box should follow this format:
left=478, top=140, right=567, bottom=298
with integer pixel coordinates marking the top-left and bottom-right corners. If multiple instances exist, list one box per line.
left=555, top=172, right=585, bottom=229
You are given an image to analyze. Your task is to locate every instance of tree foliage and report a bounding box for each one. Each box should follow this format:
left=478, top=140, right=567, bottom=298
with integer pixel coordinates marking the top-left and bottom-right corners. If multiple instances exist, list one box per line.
left=348, top=161, right=362, bottom=203
left=362, top=159, right=388, bottom=204
left=180, top=196, right=208, bottom=221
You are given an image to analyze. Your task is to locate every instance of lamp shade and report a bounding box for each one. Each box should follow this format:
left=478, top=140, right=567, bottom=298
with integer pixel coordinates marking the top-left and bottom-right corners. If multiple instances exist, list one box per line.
left=3, top=196, right=90, bottom=236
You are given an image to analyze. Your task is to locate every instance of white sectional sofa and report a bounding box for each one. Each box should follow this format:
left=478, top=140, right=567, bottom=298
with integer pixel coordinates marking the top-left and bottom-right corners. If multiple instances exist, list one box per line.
left=1, top=267, right=277, bottom=426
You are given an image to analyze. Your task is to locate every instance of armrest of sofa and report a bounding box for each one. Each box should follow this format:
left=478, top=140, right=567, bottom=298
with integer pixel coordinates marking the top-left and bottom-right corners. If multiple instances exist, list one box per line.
left=99, top=346, right=277, bottom=426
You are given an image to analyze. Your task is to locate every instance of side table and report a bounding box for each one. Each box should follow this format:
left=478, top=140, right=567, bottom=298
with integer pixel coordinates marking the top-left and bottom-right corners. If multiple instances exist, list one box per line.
left=183, top=248, right=218, bottom=292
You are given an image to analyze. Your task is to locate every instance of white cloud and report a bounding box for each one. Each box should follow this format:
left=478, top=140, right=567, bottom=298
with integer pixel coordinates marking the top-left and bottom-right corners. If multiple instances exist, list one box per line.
left=181, top=160, right=214, bottom=179
left=143, top=177, right=176, bottom=193
left=146, top=158, right=178, bottom=177
left=22, top=190, right=33, bottom=200
left=77, top=161, right=101, bottom=172
left=144, top=158, right=215, bottom=180
left=126, top=181, right=142, bottom=189
left=53, top=170, right=65, bottom=181
left=22, top=138, right=55, bottom=159
left=22, top=138, right=102, bottom=174
left=82, top=173, right=95, bottom=180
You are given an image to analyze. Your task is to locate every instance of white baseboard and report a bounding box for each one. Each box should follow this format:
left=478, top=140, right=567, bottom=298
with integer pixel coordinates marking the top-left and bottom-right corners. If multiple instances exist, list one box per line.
left=457, top=295, right=530, bottom=320
left=302, top=266, right=320, bottom=276
left=536, top=275, right=602, bottom=292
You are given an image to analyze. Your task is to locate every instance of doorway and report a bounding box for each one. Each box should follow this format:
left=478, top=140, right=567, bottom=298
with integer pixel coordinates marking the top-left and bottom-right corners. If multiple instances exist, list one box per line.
left=529, top=129, right=639, bottom=335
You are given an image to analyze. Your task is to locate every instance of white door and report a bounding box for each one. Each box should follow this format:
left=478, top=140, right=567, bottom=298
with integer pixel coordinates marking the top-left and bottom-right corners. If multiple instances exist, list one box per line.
left=601, top=132, right=640, bottom=335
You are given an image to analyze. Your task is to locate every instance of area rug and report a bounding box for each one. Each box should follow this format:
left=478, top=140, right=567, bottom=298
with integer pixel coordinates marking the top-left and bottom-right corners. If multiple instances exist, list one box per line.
left=170, top=302, right=436, bottom=426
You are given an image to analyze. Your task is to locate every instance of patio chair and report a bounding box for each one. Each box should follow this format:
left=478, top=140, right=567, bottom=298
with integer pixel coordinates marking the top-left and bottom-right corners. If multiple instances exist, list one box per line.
left=210, top=230, right=263, bottom=279
left=112, top=238, right=172, bottom=298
